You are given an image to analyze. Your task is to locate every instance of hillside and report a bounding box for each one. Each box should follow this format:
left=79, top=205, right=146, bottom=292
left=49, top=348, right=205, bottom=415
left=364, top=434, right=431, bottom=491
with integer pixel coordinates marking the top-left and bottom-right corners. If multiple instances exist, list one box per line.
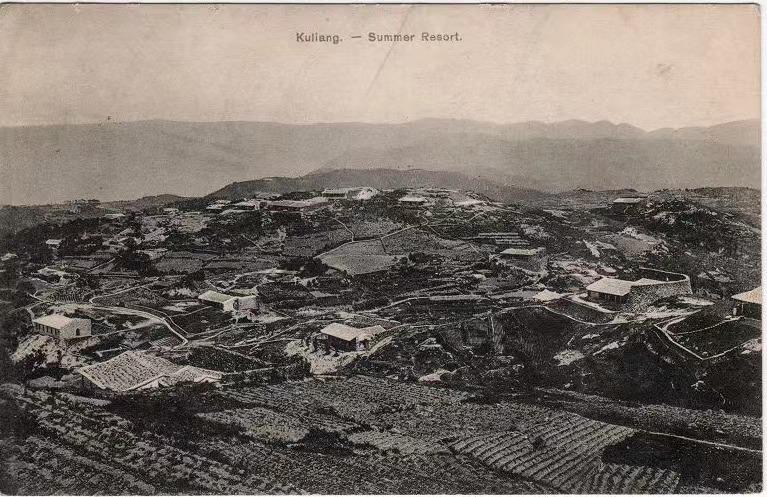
left=101, top=194, right=187, bottom=211
left=0, top=118, right=759, bottom=205
left=207, top=168, right=550, bottom=203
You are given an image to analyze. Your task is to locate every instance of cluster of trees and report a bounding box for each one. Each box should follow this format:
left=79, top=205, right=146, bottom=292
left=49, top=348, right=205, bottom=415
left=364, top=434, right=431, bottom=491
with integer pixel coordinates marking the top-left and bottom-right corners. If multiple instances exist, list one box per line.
left=114, top=241, right=157, bottom=276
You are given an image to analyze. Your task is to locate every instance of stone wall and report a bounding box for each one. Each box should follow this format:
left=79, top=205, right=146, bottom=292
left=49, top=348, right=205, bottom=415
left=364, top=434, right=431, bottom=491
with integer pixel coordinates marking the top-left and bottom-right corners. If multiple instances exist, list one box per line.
left=626, top=273, right=692, bottom=312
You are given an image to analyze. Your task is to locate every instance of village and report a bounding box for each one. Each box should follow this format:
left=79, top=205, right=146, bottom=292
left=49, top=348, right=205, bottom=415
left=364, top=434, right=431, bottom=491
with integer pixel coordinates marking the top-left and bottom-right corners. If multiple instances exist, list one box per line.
left=0, top=181, right=762, bottom=494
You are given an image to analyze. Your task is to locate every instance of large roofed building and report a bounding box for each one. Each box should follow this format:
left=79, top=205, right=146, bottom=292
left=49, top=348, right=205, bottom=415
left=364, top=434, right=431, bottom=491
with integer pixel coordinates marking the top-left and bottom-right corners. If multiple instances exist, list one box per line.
left=319, top=323, right=385, bottom=352
left=267, top=197, right=329, bottom=217
left=32, top=314, right=91, bottom=340
left=499, top=247, right=545, bottom=258
left=198, top=290, right=259, bottom=313
left=586, top=269, right=692, bottom=309
left=611, top=194, right=648, bottom=213
left=78, top=351, right=223, bottom=392
left=322, top=187, right=379, bottom=201
left=586, top=278, right=636, bottom=304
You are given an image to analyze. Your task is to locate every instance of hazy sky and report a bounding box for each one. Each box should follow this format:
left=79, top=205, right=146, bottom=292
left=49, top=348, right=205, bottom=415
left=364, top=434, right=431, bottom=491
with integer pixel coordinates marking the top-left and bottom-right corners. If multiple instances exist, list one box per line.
left=0, top=4, right=759, bottom=130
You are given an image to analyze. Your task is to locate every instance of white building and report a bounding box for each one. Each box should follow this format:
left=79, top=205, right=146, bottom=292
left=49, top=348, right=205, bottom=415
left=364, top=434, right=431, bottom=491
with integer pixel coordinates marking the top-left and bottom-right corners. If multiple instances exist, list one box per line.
left=322, top=187, right=380, bottom=201
left=397, top=195, right=429, bottom=206
left=198, top=290, right=259, bottom=313
left=232, top=199, right=262, bottom=210
left=585, top=270, right=692, bottom=308
left=33, top=314, right=91, bottom=340
left=267, top=197, right=329, bottom=217
left=498, top=247, right=545, bottom=259
left=612, top=195, right=647, bottom=212
left=319, top=323, right=385, bottom=352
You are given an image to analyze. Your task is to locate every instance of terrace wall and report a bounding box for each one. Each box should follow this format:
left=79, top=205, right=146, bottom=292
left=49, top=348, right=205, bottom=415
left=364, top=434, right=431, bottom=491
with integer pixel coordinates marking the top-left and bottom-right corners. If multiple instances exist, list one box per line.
left=626, top=275, right=692, bottom=312
left=223, top=362, right=308, bottom=385
left=547, top=298, right=615, bottom=324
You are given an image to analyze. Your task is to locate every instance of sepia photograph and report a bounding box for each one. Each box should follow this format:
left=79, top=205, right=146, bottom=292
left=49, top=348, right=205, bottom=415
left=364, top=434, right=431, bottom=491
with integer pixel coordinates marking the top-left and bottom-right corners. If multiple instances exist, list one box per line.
left=0, top=3, right=761, bottom=494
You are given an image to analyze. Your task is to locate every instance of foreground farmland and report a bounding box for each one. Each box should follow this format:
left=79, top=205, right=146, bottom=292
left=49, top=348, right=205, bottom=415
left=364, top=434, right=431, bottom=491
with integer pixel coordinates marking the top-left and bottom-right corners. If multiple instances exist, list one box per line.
left=0, top=375, right=760, bottom=494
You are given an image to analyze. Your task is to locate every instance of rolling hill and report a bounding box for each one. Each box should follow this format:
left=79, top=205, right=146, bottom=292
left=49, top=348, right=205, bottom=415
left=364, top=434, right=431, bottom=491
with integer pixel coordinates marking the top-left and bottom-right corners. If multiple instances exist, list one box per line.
left=207, top=168, right=550, bottom=203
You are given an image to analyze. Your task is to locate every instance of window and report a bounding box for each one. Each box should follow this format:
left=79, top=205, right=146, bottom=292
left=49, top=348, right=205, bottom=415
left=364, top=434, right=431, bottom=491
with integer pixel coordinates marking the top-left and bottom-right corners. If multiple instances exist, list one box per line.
left=75, top=328, right=80, bottom=336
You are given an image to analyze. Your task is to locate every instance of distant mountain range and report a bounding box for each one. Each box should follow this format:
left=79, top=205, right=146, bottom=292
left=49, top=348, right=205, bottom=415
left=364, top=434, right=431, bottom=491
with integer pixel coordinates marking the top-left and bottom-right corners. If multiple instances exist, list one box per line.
left=0, top=118, right=759, bottom=205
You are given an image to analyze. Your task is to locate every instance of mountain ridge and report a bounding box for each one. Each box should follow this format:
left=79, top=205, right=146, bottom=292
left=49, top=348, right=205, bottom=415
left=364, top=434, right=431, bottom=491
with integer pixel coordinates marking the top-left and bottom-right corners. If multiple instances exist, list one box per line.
left=0, top=118, right=758, bottom=205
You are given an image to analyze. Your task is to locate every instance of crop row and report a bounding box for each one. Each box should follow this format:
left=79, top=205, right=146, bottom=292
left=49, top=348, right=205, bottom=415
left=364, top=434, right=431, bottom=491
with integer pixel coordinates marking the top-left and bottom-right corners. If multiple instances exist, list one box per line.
left=450, top=415, right=637, bottom=492
left=2, top=384, right=297, bottom=494
left=16, top=436, right=156, bottom=494
left=572, top=462, right=681, bottom=494
left=216, top=375, right=466, bottom=414
left=199, top=407, right=325, bottom=443
left=200, top=438, right=543, bottom=494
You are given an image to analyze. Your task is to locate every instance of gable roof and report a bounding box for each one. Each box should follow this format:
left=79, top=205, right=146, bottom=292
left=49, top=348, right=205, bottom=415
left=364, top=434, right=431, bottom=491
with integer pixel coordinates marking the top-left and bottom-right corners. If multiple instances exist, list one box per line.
left=319, top=323, right=385, bottom=342
left=78, top=351, right=222, bottom=392
left=500, top=247, right=544, bottom=257
left=32, top=314, right=81, bottom=329
left=398, top=195, right=428, bottom=203
left=322, top=254, right=400, bottom=276
left=586, top=277, right=635, bottom=296
left=198, top=290, right=235, bottom=304
left=733, top=286, right=761, bottom=305
left=613, top=197, right=645, bottom=204
left=322, top=188, right=353, bottom=195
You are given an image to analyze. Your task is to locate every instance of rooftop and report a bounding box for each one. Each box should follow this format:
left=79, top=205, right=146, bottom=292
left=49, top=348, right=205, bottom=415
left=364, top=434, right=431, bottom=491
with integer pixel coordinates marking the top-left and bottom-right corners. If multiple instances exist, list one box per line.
left=269, top=197, right=328, bottom=209
left=321, top=254, right=400, bottom=276
left=32, top=314, right=84, bottom=329
left=733, top=286, right=762, bottom=305
left=319, top=323, right=385, bottom=342
left=586, top=277, right=635, bottom=296
left=613, top=197, right=645, bottom=204
left=78, top=351, right=222, bottom=392
left=198, top=290, right=236, bottom=304
left=398, top=195, right=428, bottom=203
left=500, top=247, right=544, bottom=257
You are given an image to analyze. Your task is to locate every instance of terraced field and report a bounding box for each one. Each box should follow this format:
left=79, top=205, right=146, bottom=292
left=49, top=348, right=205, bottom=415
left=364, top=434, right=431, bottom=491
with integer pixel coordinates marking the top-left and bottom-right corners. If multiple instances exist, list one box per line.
left=0, top=384, right=296, bottom=494
left=449, top=415, right=679, bottom=493
left=1, top=375, right=758, bottom=494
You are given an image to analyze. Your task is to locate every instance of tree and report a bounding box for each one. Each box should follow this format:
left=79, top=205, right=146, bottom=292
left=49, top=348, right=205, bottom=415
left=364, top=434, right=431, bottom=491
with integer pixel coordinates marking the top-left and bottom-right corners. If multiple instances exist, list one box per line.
left=115, top=247, right=156, bottom=276
left=12, top=280, right=35, bottom=307
left=29, top=243, right=53, bottom=265
left=300, top=258, right=329, bottom=277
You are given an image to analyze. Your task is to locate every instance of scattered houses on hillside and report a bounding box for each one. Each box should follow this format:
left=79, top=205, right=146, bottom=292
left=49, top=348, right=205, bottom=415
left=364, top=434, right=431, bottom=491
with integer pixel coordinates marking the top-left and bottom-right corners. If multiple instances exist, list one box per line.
left=469, top=232, right=530, bottom=248
left=322, top=187, right=379, bottom=201
left=232, top=199, right=262, bottom=210
left=267, top=197, right=329, bottom=217
left=397, top=194, right=429, bottom=207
